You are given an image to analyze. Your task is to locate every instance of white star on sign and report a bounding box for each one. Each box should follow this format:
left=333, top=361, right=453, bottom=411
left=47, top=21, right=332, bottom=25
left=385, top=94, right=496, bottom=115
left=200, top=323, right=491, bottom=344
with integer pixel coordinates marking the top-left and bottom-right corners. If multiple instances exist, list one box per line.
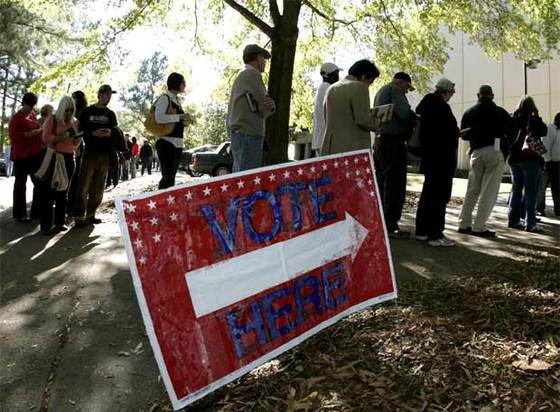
left=354, top=158, right=359, bottom=164
left=345, top=172, right=351, bottom=179
left=138, top=256, right=146, bottom=265
left=134, top=239, right=143, bottom=248
left=131, top=221, right=139, bottom=231
left=310, top=166, right=316, bottom=173
left=149, top=217, right=158, bottom=226
left=153, top=233, right=161, bottom=243
left=368, top=179, right=373, bottom=185
left=166, top=195, right=175, bottom=204
left=253, top=176, right=261, bottom=185
left=369, top=191, right=375, bottom=197
left=322, top=163, right=328, bottom=171
left=283, top=170, right=290, bottom=179
left=334, top=161, right=339, bottom=168
left=357, top=179, right=364, bottom=188
left=268, top=173, right=276, bottom=181
left=237, top=180, right=245, bottom=188
left=170, top=212, right=178, bottom=222
left=125, top=203, right=136, bottom=213
left=363, top=156, right=368, bottom=162
left=344, top=159, right=349, bottom=166
left=184, top=191, right=193, bottom=200
left=355, top=169, right=361, bottom=176
left=148, top=200, right=156, bottom=210
left=297, top=168, right=304, bottom=176
left=220, top=183, right=229, bottom=192
left=203, top=187, right=212, bottom=196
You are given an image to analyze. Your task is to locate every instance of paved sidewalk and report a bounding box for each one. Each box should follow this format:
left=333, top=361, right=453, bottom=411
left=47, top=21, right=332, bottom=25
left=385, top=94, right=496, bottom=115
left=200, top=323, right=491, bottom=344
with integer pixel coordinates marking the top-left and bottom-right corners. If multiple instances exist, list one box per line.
left=0, top=173, right=558, bottom=411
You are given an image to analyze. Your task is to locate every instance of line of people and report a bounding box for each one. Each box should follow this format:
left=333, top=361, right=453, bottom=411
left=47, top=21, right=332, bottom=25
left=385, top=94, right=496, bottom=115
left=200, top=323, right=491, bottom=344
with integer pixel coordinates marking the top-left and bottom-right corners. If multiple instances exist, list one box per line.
left=6, top=43, right=558, bottom=242
left=7, top=72, right=192, bottom=234
left=216, top=44, right=560, bottom=244
left=311, top=60, right=558, bottom=244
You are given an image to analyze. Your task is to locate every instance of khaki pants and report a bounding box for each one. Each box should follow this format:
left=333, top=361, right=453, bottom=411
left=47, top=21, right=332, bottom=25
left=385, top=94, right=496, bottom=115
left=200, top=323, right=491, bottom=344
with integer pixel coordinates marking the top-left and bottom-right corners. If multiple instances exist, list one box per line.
left=459, top=146, right=504, bottom=232
left=77, top=151, right=109, bottom=221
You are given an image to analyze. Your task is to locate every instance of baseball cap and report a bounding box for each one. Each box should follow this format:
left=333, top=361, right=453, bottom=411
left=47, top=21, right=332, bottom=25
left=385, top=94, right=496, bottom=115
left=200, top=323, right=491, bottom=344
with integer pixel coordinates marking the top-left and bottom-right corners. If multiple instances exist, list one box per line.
left=320, top=62, right=342, bottom=75
left=98, top=84, right=117, bottom=94
left=393, top=72, right=415, bottom=91
left=243, top=44, right=271, bottom=59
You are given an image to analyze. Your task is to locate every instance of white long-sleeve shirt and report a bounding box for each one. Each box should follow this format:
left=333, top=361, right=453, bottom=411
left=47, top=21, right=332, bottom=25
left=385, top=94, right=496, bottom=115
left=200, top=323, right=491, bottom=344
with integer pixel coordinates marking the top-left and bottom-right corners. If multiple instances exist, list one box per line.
left=155, top=91, right=184, bottom=148
left=542, top=123, right=560, bottom=162
left=311, top=82, right=330, bottom=150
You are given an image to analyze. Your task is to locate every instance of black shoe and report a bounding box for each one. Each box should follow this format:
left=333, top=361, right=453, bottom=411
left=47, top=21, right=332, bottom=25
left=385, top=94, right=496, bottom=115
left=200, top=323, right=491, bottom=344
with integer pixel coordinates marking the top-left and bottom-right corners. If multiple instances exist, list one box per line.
left=55, top=225, right=69, bottom=232
left=388, top=230, right=410, bottom=239
left=472, top=230, right=496, bottom=238
left=508, top=223, right=524, bottom=230
left=458, top=227, right=472, bottom=234
left=15, top=217, right=31, bottom=223
left=91, top=217, right=102, bottom=224
left=74, top=219, right=91, bottom=228
left=40, top=228, right=55, bottom=236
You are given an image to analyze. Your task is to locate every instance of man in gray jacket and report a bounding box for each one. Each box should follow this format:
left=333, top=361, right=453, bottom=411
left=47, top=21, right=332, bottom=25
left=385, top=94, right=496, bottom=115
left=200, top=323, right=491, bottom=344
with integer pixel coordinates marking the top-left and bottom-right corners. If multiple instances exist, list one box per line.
left=227, top=44, right=275, bottom=172
left=373, top=72, right=416, bottom=239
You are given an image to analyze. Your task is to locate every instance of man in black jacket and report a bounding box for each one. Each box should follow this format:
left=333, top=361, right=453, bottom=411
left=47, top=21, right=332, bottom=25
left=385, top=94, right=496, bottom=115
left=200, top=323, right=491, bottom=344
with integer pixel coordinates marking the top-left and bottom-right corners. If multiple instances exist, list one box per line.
left=415, top=78, right=459, bottom=247
left=458, top=85, right=511, bottom=237
left=75, top=84, right=118, bottom=227
left=139, top=140, right=153, bottom=175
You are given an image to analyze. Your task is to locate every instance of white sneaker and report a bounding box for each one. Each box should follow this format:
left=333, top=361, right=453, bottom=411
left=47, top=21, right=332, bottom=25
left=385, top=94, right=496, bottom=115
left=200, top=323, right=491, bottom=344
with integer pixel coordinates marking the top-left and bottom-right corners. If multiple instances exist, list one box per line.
left=428, top=237, right=456, bottom=247
left=415, top=235, right=428, bottom=241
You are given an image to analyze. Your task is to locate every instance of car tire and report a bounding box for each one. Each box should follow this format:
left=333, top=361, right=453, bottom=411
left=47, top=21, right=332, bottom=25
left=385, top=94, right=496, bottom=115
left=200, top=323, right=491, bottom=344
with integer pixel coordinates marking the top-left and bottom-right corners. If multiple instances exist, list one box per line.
left=213, top=166, right=230, bottom=176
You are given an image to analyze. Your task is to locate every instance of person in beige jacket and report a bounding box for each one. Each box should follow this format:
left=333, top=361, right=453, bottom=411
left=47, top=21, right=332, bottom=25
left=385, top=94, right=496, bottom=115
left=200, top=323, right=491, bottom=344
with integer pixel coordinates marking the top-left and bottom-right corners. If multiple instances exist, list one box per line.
left=321, top=59, right=380, bottom=155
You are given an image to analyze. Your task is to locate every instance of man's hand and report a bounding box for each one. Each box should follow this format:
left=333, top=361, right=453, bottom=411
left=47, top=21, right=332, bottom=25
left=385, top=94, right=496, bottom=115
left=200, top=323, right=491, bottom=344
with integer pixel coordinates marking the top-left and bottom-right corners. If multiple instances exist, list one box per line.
left=261, top=96, right=276, bottom=113
left=93, top=128, right=111, bottom=137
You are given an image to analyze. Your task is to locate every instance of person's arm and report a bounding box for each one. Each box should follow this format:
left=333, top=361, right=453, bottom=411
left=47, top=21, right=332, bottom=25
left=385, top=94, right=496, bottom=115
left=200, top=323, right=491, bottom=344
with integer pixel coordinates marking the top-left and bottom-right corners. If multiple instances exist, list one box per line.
left=10, top=115, right=40, bottom=140
left=247, top=71, right=274, bottom=118
left=42, top=116, right=56, bottom=145
left=351, top=84, right=373, bottom=130
left=542, top=124, right=555, bottom=152
left=530, top=115, right=548, bottom=137
left=154, top=94, right=182, bottom=124
left=391, top=86, right=413, bottom=122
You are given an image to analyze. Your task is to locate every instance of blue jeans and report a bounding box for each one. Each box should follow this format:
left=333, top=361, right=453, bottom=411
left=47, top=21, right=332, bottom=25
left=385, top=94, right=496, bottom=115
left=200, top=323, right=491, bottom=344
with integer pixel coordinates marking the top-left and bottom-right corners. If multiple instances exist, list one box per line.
left=508, top=159, right=541, bottom=228
left=230, top=131, right=264, bottom=172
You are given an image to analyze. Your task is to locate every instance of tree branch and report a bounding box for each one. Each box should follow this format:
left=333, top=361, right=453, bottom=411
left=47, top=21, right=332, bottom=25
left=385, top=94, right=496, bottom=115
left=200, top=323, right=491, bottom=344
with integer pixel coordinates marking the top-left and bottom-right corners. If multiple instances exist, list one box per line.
left=224, top=0, right=274, bottom=37
left=302, top=0, right=356, bottom=25
left=14, top=20, right=82, bottom=42
left=378, top=0, right=405, bottom=48
left=269, top=0, right=281, bottom=26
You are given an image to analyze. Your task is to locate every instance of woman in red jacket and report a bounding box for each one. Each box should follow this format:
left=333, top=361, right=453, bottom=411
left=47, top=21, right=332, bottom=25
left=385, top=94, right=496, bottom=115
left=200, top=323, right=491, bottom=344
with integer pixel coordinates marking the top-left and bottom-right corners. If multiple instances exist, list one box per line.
left=8, top=92, right=44, bottom=223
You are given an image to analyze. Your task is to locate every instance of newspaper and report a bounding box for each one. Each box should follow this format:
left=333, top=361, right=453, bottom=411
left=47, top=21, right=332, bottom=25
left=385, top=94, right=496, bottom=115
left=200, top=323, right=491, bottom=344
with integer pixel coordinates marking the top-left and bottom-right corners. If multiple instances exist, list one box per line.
left=369, top=104, right=393, bottom=131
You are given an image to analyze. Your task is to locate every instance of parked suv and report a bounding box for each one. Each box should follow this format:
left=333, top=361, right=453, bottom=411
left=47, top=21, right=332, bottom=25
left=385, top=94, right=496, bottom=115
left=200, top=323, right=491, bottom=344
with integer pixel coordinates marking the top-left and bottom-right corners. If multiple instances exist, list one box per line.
left=190, top=142, right=233, bottom=176
left=179, top=144, right=218, bottom=176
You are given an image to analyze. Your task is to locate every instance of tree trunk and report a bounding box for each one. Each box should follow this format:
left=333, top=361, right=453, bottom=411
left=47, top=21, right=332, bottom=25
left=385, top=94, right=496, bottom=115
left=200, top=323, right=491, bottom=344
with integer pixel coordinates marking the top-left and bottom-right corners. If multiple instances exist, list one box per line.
left=11, top=65, right=23, bottom=116
left=0, top=59, right=10, bottom=153
left=264, top=1, right=302, bottom=165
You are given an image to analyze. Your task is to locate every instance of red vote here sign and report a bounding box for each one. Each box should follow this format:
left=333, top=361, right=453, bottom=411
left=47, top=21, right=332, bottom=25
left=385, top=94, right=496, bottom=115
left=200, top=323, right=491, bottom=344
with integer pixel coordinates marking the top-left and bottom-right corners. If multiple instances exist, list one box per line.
left=116, top=149, right=397, bottom=410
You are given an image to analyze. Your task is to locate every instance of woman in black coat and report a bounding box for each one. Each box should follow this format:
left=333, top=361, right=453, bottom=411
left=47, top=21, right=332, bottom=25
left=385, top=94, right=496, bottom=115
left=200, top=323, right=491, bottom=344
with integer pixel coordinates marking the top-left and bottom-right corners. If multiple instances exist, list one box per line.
left=414, top=78, right=459, bottom=247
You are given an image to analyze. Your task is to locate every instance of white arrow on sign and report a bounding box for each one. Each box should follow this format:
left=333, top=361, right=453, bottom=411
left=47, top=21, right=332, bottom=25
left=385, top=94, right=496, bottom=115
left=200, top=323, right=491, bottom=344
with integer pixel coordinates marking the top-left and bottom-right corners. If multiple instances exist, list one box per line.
left=186, top=212, right=369, bottom=318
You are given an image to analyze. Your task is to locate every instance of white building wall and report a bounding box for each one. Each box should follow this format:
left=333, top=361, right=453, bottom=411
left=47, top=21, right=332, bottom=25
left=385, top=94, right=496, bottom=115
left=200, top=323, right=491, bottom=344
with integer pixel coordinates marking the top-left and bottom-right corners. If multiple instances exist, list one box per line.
left=426, top=31, right=560, bottom=170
